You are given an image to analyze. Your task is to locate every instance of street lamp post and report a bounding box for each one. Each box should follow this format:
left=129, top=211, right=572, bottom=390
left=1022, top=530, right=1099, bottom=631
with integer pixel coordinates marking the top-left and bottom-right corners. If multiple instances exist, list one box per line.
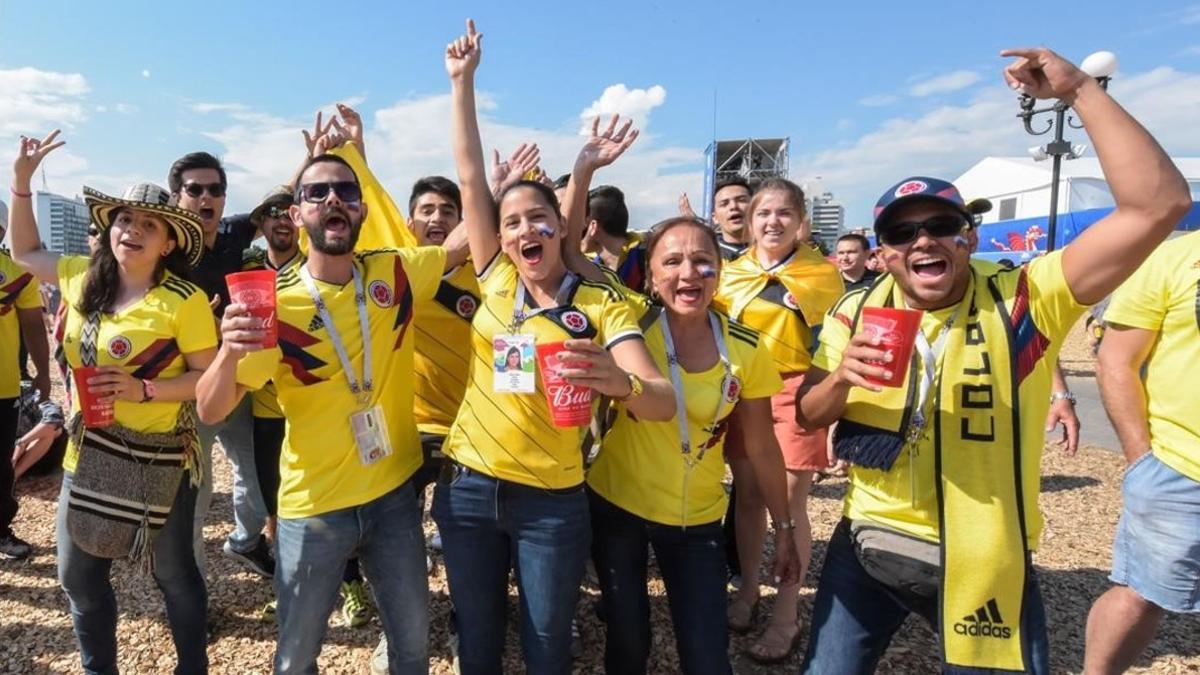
left=1016, top=51, right=1118, bottom=252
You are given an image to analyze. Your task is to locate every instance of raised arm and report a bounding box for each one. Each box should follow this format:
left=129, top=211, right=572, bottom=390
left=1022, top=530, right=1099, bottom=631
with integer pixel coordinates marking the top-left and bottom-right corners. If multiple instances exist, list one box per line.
left=561, top=115, right=640, bottom=283
left=1000, top=48, right=1191, bottom=305
left=446, top=18, right=499, bottom=275
left=9, top=132, right=66, bottom=284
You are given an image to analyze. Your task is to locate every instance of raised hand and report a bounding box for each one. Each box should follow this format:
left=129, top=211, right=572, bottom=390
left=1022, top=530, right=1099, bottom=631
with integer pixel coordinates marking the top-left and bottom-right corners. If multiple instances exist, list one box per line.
left=678, top=192, right=697, bottom=218
left=490, top=143, right=541, bottom=196
left=1001, top=47, right=1093, bottom=103
left=302, top=111, right=336, bottom=157
left=445, top=18, right=483, bottom=81
left=13, top=130, right=65, bottom=189
left=333, top=103, right=366, bottom=158
left=575, top=114, right=639, bottom=173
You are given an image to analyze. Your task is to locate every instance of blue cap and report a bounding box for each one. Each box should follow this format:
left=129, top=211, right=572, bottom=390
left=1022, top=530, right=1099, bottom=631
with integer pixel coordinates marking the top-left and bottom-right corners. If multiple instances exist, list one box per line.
left=873, top=176, right=974, bottom=232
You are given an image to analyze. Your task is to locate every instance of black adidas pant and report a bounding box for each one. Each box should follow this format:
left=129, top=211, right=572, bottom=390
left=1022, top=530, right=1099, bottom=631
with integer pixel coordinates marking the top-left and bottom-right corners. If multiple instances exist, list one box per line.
left=0, top=398, right=20, bottom=536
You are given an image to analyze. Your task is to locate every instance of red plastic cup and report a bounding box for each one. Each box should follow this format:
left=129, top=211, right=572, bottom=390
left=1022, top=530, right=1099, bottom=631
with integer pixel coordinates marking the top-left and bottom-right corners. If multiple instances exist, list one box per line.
left=73, top=366, right=115, bottom=428
left=536, top=341, right=595, bottom=428
left=860, top=307, right=923, bottom=388
left=226, top=270, right=278, bottom=348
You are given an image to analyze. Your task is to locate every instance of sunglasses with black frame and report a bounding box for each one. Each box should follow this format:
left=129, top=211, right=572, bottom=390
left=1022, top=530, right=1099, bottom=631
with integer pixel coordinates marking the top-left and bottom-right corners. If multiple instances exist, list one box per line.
left=876, top=214, right=970, bottom=247
left=296, top=181, right=363, bottom=205
left=181, top=182, right=227, bottom=199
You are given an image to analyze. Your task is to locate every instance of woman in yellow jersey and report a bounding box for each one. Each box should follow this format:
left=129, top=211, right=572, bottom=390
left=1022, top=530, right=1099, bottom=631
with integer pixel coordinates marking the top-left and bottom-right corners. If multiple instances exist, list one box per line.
left=716, top=178, right=844, bottom=663
left=586, top=216, right=801, bottom=674
left=437, top=20, right=675, bottom=673
left=9, top=132, right=217, bottom=675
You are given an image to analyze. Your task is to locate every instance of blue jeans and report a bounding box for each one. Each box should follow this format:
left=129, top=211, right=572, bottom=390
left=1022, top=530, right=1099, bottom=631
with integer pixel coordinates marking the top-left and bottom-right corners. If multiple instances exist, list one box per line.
left=801, top=519, right=1049, bottom=674
left=431, top=464, right=590, bottom=675
left=195, top=395, right=264, bottom=574
left=57, top=471, right=208, bottom=675
left=274, top=480, right=428, bottom=675
left=588, top=490, right=731, bottom=675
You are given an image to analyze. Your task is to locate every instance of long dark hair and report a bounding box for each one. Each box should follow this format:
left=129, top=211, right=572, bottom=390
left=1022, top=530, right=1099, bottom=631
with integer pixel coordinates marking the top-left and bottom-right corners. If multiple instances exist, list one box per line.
left=78, top=209, right=194, bottom=315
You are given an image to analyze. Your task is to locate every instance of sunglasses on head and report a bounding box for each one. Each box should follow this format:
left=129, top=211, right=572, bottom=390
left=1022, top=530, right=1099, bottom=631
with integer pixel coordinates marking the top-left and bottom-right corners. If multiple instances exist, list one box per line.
left=877, top=215, right=968, bottom=247
left=181, top=182, right=226, bottom=199
left=298, top=181, right=362, bottom=204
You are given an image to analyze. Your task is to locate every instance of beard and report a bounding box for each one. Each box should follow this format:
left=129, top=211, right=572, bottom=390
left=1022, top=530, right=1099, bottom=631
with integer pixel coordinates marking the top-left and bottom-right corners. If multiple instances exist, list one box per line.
left=304, top=206, right=362, bottom=255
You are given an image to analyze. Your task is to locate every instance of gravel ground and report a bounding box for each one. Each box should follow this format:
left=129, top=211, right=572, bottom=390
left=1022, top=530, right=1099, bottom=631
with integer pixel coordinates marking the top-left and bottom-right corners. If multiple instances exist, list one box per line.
left=3, top=322, right=1197, bottom=674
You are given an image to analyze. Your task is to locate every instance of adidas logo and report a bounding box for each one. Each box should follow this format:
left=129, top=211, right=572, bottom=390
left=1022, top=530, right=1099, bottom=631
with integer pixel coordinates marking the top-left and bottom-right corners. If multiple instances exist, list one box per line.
left=308, top=314, right=325, bottom=332
left=953, top=598, right=1013, bottom=639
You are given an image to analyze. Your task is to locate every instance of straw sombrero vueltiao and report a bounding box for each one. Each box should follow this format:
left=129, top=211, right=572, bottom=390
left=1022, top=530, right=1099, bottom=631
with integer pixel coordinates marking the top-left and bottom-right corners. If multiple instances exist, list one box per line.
left=83, top=184, right=205, bottom=267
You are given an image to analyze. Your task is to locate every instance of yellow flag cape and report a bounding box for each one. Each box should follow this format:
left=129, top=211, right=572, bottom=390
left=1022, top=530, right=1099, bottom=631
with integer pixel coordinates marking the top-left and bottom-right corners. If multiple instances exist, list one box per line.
left=717, top=245, right=843, bottom=327
left=299, top=144, right=417, bottom=253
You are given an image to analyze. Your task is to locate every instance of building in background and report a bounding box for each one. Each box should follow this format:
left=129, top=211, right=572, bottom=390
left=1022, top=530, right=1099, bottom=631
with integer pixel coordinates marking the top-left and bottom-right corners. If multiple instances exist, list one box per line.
left=35, top=192, right=91, bottom=255
left=809, top=191, right=844, bottom=247
left=701, top=138, right=789, bottom=220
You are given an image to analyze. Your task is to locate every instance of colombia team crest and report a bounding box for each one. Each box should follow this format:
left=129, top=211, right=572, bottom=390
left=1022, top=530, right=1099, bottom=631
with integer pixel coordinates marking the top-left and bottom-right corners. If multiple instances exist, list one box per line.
left=895, top=180, right=928, bottom=197
left=107, top=336, right=132, bottom=360
left=368, top=280, right=393, bottom=308
left=561, top=310, right=589, bottom=333
left=725, top=376, right=742, bottom=403
left=783, top=292, right=800, bottom=310
left=456, top=294, right=477, bottom=319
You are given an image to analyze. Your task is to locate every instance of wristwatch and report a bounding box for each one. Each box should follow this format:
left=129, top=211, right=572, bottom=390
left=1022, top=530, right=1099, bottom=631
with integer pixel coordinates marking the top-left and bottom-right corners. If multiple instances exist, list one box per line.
left=1049, top=391, right=1076, bottom=405
left=617, top=372, right=644, bottom=401
left=141, top=379, right=158, bottom=403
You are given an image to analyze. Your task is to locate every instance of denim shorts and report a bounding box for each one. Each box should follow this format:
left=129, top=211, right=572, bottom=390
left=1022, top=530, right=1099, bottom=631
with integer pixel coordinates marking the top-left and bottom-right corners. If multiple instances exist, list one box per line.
left=1111, top=452, right=1200, bottom=613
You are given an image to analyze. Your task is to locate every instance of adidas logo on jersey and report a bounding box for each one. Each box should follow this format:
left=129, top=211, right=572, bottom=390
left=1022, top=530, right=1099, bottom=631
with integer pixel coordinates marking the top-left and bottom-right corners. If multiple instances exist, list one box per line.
left=308, top=314, right=325, bottom=332
left=953, top=598, right=1012, bottom=639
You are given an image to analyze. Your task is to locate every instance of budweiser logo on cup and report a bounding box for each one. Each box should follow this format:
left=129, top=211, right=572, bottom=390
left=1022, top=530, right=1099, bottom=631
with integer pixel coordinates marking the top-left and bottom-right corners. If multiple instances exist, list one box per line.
left=860, top=308, right=923, bottom=388
left=536, top=341, right=594, bottom=428
left=225, top=270, right=278, bottom=348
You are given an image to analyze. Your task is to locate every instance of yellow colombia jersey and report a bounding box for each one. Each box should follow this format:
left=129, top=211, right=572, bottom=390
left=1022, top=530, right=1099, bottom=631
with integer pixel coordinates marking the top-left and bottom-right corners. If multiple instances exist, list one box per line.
left=1, top=250, right=42, bottom=399
left=1105, top=232, right=1200, bottom=482
left=412, top=263, right=480, bottom=436
left=587, top=309, right=781, bottom=526
left=57, top=256, right=218, bottom=472
left=443, top=254, right=643, bottom=489
left=240, top=248, right=305, bottom=419
left=715, top=247, right=843, bottom=374
left=235, top=247, right=445, bottom=519
left=812, top=251, right=1085, bottom=548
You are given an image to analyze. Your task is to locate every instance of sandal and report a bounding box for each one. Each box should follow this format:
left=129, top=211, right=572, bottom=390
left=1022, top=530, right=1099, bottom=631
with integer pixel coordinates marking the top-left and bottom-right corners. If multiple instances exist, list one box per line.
left=747, top=621, right=802, bottom=664
left=727, top=593, right=758, bottom=634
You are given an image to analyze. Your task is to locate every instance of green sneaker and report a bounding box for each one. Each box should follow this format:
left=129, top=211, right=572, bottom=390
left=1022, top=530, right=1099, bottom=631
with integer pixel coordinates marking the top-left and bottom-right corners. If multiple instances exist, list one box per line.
left=341, top=580, right=372, bottom=628
left=260, top=599, right=277, bottom=623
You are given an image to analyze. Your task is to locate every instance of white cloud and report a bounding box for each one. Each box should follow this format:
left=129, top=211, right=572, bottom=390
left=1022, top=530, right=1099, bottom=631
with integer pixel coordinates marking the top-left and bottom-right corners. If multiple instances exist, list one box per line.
left=908, top=70, right=982, bottom=97
left=0, top=67, right=90, bottom=135
left=1180, top=44, right=1200, bottom=57
left=141, top=69, right=151, bottom=79
left=797, top=64, right=1200, bottom=228
left=194, top=86, right=698, bottom=228
left=858, top=94, right=899, bottom=107
left=579, top=84, right=667, bottom=132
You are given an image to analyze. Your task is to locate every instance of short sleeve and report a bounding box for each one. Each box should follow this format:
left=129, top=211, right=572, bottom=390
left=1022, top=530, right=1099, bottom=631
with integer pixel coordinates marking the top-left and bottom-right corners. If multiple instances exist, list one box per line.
left=56, top=256, right=91, bottom=307
left=740, top=337, right=784, bottom=399
left=1025, top=250, right=1088, bottom=341
left=599, top=295, right=643, bottom=349
left=176, top=287, right=219, bottom=354
left=810, top=292, right=857, bottom=373
left=400, top=246, right=448, bottom=303
left=1103, top=256, right=1166, bottom=332
left=236, top=348, right=283, bottom=391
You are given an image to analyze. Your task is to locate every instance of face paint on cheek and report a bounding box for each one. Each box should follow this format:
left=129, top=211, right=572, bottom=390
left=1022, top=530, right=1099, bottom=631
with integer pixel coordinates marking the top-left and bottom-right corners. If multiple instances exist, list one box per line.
left=953, top=235, right=969, bottom=248
left=697, top=264, right=717, bottom=279
left=536, top=224, right=555, bottom=238
left=884, top=251, right=901, bottom=264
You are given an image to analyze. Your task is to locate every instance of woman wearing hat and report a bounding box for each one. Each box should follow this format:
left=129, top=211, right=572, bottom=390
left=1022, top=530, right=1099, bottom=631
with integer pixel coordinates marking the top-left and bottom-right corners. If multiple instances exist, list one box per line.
left=9, top=131, right=217, bottom=675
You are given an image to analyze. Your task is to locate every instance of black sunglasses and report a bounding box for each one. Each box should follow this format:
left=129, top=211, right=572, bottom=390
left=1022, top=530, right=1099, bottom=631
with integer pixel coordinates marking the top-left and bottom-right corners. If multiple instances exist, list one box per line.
left=265, top=205, right=291, bottom=219
left=182, top=182, right=226, bottom=199
left=87, top=227, right=101, bottom=237
left=877, top=215, right=968, bottom=247
left=298, top=181, right=362, bottom=204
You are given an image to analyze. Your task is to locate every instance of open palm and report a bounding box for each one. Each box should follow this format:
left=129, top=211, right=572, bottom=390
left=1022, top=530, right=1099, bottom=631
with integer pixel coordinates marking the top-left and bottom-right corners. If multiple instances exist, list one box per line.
left=577, top=114, right=640, bottom=172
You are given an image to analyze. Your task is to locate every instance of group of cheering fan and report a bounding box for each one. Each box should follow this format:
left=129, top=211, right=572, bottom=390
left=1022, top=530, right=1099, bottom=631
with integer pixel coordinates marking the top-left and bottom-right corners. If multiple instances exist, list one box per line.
left=1, top=16, right=1196, bottom=675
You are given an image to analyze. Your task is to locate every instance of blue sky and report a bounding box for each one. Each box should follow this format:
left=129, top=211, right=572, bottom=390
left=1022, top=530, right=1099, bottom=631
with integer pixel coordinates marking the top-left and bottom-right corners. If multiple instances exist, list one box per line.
left=2, top=1, right=1198, bottom=228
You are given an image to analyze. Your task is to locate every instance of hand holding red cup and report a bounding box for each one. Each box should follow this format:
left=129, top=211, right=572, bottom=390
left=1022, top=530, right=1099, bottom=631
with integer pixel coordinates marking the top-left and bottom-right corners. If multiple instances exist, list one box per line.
left=536, top=340, right=600, bottom=428
left=73, top=366, right=114, bottom=428
left=859, top=308, right=923, bottom=388
left=225, top=270, right=277, bottom=348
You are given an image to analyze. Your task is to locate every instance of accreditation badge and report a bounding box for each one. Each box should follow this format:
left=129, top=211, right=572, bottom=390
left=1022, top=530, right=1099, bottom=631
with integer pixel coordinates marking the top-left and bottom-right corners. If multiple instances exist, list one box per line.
left=493, top=334, right=536, bottom=394
left=350, top=405, right=393, bottom=466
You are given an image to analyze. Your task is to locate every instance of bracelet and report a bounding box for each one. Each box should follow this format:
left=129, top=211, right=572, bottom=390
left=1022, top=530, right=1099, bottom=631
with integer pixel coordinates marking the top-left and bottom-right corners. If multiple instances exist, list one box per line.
left=10, top=186, right=32, bottom=198
left=1049, top=391, right=1076, bottom=405
left=773, top=517, right=797, bottom=531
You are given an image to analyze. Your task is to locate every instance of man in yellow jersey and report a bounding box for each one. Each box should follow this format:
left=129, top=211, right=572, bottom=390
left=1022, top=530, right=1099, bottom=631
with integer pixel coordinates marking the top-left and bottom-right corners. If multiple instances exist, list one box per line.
left=0, top=220, right=50, bottom=560
left=795, top=48, right=1192, bottom=674
left=1083, top=230, right=1200, bottom=674
left=582, top=185, right=646, bottom=290
left=198, top=154, right=461, bottom=673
